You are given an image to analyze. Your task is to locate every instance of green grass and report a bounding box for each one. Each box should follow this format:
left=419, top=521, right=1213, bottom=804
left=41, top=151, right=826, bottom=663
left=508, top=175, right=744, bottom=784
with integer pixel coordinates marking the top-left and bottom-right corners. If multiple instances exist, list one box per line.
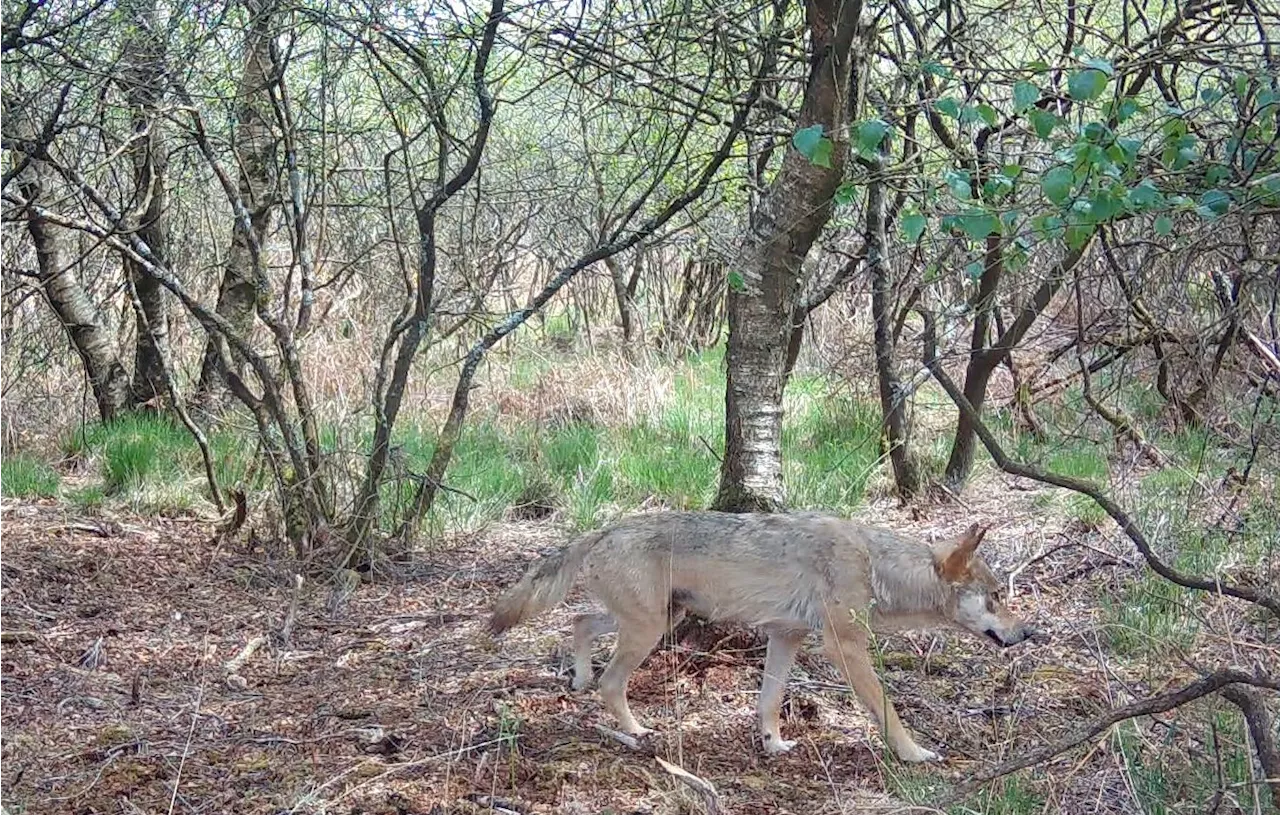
left=784, top=395, right=880, bottom=510
left=887, top=766, right=1044, bottom=815
left=1099, top=574, right=1200, bottom=658
left=1114, top=713, right=1266, bottom=814
left=66, top=484, right=106, bottom=511
left=65, top=413, right=189, bottom=492
left=1, top=454, right=60, bottom=498
left=61, top=413, right=255, bottom=508
left=379, top=348, right=885, bottom=533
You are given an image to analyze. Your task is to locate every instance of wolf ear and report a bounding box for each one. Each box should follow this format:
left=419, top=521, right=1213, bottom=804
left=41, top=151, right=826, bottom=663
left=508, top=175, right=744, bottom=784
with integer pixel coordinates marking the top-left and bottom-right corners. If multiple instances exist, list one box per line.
left=936, top=524, right=986, bottom=581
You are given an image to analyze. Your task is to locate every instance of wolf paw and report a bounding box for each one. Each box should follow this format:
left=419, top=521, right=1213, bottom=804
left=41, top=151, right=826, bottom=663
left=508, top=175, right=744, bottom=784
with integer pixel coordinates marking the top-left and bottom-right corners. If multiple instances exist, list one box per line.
left=900, top=745, right=942, bottom=763
left=570, top=674, right=594, bottom=691
left=762, top=736, right=796, bottom=755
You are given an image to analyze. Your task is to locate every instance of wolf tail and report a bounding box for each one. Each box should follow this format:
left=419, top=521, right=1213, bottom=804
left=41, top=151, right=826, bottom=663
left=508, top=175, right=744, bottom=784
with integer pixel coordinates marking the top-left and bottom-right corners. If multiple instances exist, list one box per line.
left=489, top=530, right=606, bottom=636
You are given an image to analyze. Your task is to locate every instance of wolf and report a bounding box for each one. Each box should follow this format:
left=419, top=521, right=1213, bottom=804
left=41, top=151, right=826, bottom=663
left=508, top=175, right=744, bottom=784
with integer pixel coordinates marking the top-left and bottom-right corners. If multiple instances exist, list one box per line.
left=489, top=510, right=1037, bottom=762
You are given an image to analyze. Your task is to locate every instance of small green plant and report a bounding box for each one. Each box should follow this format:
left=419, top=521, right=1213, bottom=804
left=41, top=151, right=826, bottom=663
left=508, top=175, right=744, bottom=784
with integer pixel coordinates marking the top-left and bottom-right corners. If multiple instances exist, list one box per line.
left=66, top=484, right=106, bottom=510
left=1, top=454, right=60, bottom=498
left=1100, top=574, right=1200, bottom=657
left=886, top=766, right=1043, bottom=815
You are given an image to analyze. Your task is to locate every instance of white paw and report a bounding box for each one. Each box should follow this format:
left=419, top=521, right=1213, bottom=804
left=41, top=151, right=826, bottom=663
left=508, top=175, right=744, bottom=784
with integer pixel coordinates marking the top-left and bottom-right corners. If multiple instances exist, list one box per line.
left=762, top=736, right=796, bottom=755
left=625, top=725, right=656, bottom=739
left=571, top=674, right=593, bottom=691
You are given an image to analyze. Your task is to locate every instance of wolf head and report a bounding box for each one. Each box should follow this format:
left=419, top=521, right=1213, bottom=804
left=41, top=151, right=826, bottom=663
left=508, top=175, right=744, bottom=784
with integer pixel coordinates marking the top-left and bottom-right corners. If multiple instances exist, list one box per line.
left=934, top=524, right=1038, bottom=647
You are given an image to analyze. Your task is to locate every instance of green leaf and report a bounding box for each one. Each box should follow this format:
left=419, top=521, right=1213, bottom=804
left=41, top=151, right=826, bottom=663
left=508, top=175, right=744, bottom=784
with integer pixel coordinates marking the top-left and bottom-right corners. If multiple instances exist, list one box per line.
left=1028, top=109, right=1058, bottom=139
left=902, top=210, right=927, bottom=243
left=1089, top=189, right=1120, bottom=221
left=1154, top=215, right=1174, bottom=235
left=965, top=260, right=985, bottom=280
left=1204, top=164, right=1231, bottom=187
left=923, top=61, right=952, bottom=78
left=792, top=124, right=825, bottom=159
left=1026, top=59, right=1051, bottom=73
left=1083, top=57, right=1115, bottom=76
left=1083, top=122, right=1111, bottom=143
left=1033, top=214, right=1065, bottom=239
left=943, top=168, right=972, bottom=200
left=834, top=182, right=858, bottom=206
left=1001, top=163, right=1024, bottom=179
left=1041, top=165, right=1075, bottom=205
left=1068, top=68, right=1109, bottom=101
left=727, top=270, right=746, bottom=292
left=1196, top=189, right=1231, bottom=219
left=1111, top=137, right=1141, bottom=167
left=1013, top=81, right=1039, bottom=112
left=1066, top=221, right=1095, bottom=250
left=1256, top=172, right=1280, bottom=204
left=955, top=209, right=999, bottom=239
left=811, top=138, right=834, bottom=168
left=1126, top=179, right=1162, bottom=210
left=1115, top=98, right=1141, bottom=124
left=1234, top=73, right=1249, bottom=101
left=976, top=103, right=999, bottom=126
left=982, top=176, right=1014, bottom=200
left=856, top=119, right=890, bottom=154
left=936, top=98, right=961, bottom=119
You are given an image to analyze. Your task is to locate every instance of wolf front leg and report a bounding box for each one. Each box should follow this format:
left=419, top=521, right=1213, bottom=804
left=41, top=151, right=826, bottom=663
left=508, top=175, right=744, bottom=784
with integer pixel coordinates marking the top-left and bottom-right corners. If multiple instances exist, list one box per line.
left=822, top=620, right=941, bottom=763
left=758, top=627, right=806, bottom=754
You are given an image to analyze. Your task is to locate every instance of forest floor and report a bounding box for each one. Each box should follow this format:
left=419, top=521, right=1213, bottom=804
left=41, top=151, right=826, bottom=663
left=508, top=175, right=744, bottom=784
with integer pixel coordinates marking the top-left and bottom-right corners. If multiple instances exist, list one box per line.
left=0, top=481, right=1274, bottom=815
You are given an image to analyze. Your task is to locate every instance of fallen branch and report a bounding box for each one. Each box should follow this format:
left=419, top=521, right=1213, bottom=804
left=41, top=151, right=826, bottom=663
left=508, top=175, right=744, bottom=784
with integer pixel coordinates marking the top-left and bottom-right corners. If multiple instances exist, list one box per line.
left=656, top=756, right=725, bottom=815
left=592, top=723, right=651, bottom=753
left=225, top=632, right=267, bottom=675
left=941, top=669, right=1280, bottom=804
left=921, top=313, right=1280, bottom=617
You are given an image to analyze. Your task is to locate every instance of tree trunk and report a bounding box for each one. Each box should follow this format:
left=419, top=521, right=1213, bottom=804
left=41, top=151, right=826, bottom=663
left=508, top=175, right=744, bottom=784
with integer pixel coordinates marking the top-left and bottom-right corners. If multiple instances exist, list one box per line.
left=713, top=0, right=864, bottom=512
left=121, top=0, right=170, bottom=407
left=196, top=0, right=280, bottom=399
left=604, top=253, right=642, bottom=359
left=867, top=150, right=918, bottom=497
left=14, top=128, right=131, bottom=422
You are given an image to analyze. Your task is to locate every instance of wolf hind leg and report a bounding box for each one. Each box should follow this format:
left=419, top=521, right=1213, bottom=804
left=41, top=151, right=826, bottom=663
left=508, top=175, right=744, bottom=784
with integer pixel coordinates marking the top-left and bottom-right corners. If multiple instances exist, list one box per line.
left=571, top=613, right=617, bottom=690
left=822, top=619, right=940, bottom=763
left=596, top=617, right=667, bottom=737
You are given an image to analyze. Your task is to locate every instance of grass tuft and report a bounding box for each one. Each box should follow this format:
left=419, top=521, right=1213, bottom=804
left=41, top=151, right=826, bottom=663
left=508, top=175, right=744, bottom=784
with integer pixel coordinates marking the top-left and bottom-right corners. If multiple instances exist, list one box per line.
left=1, top=454, right=60, bottom=498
